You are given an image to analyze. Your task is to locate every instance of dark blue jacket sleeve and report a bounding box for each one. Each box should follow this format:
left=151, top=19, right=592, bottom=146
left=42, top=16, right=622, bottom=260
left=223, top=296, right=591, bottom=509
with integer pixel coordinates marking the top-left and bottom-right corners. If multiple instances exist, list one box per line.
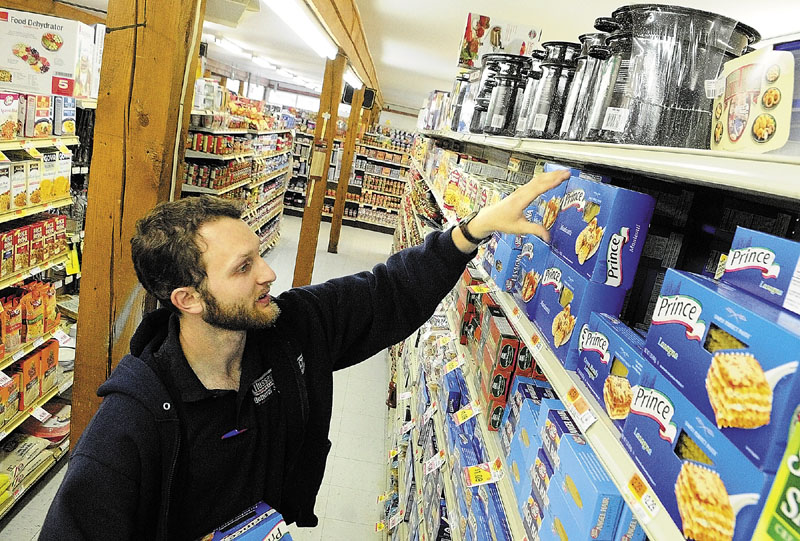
left=278, top=229, right=475, bottom=370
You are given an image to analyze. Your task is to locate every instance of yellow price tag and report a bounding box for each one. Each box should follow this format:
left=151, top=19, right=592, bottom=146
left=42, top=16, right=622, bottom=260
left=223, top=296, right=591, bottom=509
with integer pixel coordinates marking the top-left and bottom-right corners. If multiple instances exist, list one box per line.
left=453, top=403, right=476, bottom=425
left=439, top=335, right=451, bottom=346
left=628, top=472, right=648, bottom=500
left=444, top=358, right=463, bottom=374
left=468, top=285, right=491, bottom=294
left=465, top=464, right=493, bottom=486
left=375, top=522, right=386, bottom=532
left=0, top=151, right=9, bottom=162
left=627, top=472, right=660, bottom=523
left=56, top=144, right=71, bottom=155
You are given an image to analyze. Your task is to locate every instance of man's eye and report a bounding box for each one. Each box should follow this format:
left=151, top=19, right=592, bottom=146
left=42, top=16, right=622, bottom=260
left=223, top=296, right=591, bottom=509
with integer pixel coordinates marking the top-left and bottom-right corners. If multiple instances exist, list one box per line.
left=239, top=263, right=250, bottom=273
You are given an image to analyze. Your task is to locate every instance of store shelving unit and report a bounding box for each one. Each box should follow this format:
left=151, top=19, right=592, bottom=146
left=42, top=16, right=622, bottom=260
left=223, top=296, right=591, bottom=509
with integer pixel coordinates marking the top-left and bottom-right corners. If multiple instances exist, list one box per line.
left=0, top=332, right=56, bottom=373
left=248, top=166, right=290, bottom=190
left=247, top=204, right=284, bottom=233
left=249, top=128, right=293, bottom=136
left=0, top=136, right=80, bottom=152
left=253, top=148, right=291, bottom=161
left=181, top=176, right=252, bottom=196
left=0, top=198, right=74, bottom=224
left=357, top=154, right=411, bottom=169
left=409, top=157, right=457, bottom=226
left=189, top=127, right=249, bottom=135
left=184, top=150, right=254, bottom=161
left=0, top=254, right=70, bottom=291
left=422, top=129, right=800, bottom=202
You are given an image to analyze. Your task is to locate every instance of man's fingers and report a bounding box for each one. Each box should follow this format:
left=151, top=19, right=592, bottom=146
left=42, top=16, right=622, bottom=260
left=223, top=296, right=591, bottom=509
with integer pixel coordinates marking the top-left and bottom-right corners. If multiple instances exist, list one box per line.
left=522, top=222, right=550, bottom=243
left=529, top=170, right=570, bottom=196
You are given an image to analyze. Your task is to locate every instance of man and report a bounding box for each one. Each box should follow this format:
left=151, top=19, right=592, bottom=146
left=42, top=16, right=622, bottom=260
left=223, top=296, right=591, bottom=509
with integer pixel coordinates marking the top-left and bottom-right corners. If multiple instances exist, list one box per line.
left=40, top=169, right=568, bottom=540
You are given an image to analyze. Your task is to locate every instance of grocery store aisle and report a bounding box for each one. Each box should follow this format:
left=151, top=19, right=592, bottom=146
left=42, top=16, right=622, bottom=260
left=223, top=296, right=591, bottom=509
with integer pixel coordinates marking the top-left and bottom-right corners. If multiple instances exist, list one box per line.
left=0, top=214, right=395, bottom=540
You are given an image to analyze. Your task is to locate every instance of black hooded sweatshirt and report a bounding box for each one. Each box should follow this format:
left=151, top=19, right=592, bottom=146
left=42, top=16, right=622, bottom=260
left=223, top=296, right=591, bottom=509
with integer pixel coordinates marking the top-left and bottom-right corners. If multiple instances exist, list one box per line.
left=40, top=229, right=474, bottom=540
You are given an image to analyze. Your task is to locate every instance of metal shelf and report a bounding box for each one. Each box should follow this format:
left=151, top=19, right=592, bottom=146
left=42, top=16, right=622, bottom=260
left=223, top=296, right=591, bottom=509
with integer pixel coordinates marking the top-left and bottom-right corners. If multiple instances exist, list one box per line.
left=360, top=170, right=408, bottom=182
left=248, top=166, right=290, bottom=190
left=252, top=149, right=291, bottom=161
left=465, top=265, right=685, bottom=540
left=0, top=254, right=68, bottom=292
left=181, top=176, right=251, bottom=195
left=360, top=202, right=400, bottom=213
left=0, top=136, right=80, bottom=152
left=0, top=197, right=73, bottom=226
left=358, top=143, right=409, bottom=156
left=0, top=332, right=56, bottom=373
left=248, top=204, right=283, bottom=232
left=249, top=128, right=292, bottom=135
left=421, top=129, right=800, bottom=203
left=362, top=187, right=404, bottom=198
left=0, top=383, right=62, bottom=443
left=259, top=231, right=281, bottom=255
left=188, top=126, right=249, bottom=135
left=76, top=98, right=97, bottom=109
left=356, top=154, right=411, bottom=169
left=244, top=187, right=287, bottom=218
left=184, top=150, right=254, bottom=161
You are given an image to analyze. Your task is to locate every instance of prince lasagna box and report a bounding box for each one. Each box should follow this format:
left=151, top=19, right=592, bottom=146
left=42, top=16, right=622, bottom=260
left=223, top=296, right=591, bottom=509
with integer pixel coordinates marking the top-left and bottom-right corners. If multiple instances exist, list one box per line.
left=550, top=176, right=654, bottom=290
left=721, top=226, right=800, bottom=317
left=621, top=362, right=773, bottom=541
left=511, top=233, right=551, bottom=322
left=643, top=268, right=800, bottom=472
left=533, top=251, right=627, bottom=370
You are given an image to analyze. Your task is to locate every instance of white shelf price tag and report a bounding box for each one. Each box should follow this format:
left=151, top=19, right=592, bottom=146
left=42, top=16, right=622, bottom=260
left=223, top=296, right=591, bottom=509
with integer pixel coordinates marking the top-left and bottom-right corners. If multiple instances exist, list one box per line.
left=401, top=421, right=414, bottom=435
left=53, top=330, right=71, bottom=346
left=423, top=401, right=437, bottom=425
left=424, top=449, right=446, bottom=476
left=29, top=266, right=42, bottom=276
left=32, top=337, right=45, bottom=348
left=31, top=407, right=52, bottom=423
left=0, top=372, right=12, bottom=386
left=387, top=510, right=404, bottom=530
left=59, top=378, right=73, bottom=394
left=452, top=401, right=478, bottom=425
left=463, top=458, right=504, bottom=488
left=397, top=391, right=412, bottom=401
left=12, top=349, right=26, bottom=362
left=564, top=385, right=597, bottom=433
left=627, top=472, right=660, bottom=524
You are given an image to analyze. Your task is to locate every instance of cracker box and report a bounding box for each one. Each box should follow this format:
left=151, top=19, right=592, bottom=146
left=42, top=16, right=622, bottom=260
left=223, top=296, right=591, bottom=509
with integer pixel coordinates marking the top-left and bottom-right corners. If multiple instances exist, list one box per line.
left=621, top=362, right=774, bottom=540
left=721, top=226, right=800, bottom=317
left=0, top=163, right=10, bottom=212
left=28, top=221, right=45, bottom=267
left=613, top=504, right=645, bottom=541
left=8, top=153, right=28, bottom=209
left=0, top=92, right=20, bottom=140
left=25, top=95, right=52, bottom=138
left=550, top=176, right=654, bottom=290
left=54, top=151, right=71, bottom=199
left=13, top=225, right=30, bottom=272
left=40, top=149, right=57, bottom=203
left=12, top=351, right=40, bottom=409
left=576, top=312, right=648, bottom=431
left=550, top=434, right=624, bottom=540
left=38, top=339, right=58, bottom=394
left=491, top=236, right=521, bottom=293
left=540, top=408, right=581, bottom=473
left=0, top=10, right=96, bottom=98
left=4, top=373, right=20, bottom=423
left=644, top=268, right=800, bottom=471
left=511, top=233, right=551, bottom=322
left=51, top=96, right=76, bottom=136
left=533, top=251, right=627, bottom=369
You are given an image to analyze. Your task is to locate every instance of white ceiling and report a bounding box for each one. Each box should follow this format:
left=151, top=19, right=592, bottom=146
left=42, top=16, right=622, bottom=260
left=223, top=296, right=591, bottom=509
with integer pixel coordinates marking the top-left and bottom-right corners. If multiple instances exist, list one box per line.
left=59, top=1, right=800, bottom=111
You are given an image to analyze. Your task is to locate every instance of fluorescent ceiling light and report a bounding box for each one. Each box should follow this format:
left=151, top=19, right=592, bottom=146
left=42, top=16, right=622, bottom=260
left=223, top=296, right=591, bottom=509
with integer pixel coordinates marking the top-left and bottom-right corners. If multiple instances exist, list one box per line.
left=252, top=56, right=276, bottom=70
left=217, top=38, right=244, bottom=55
left=343, top=66, right=363, bottom=90
left=261, top=0, right=338, bottom=60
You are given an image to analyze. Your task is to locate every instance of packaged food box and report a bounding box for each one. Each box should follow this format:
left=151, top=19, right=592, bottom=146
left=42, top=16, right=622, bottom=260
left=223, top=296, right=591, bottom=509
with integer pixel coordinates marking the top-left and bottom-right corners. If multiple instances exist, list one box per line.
left=54, top=215, right=67, bottom=255
left=0, top=163, right=11, bottom=212
left=55, top=151, right=71, bottom=199
left=19, top=94, right=35, bottom=137
left=0, top=374, right=11, bottom=429
left=477, top=340, right=513, bottom=406
left=540, top=408, right=581, bottom=473
left=508, top=432, right=538, bottom=512
left=531, top=446, right=555, bottom=511
left=721, top=226, right=800, bottom=317
left=91, top=24, right=105, bottom=100
left=515, top=338, right=547, bottom=381
left=28, top=221, right=45, bottom=266
left=39, top=148, right=57, bottom=202
left=51, top=95, right=76, bottom=136
left=13, top=224, right=30, bottom=272
left=511, top=233, right=551, bottom=322
left=42, top=217, right=56, bottom=260
left=576, top=312, right=648, bottom=431
left=38, top=339, right=58, bottom=394
left=202, top=501, right=292, bottom=540
left=521, top=163, right=584, bottom=238
left=613, top=504, right=645, bottom=541
left=521, top=483, right=547, bottom=541
left=550, top=175, right=654, bottom=290
left=500, top=378, right=559, bottom=459
left=5, top=373, right=20, bottom=423
left=482, top=313, right=519, bottom=377
left=26, top=95, right=52, bottom=138
left=21, top=288, right=44, bottom=342
left=478, top=371, right=506, bottom=432
left=0, top=10, right=96, bottom=98
left=482, top=484, right=513, bottom=541
left=549, top=434, right=624, bottom=540
left=621, top=362, right=774, bottom=541
left=643, top=268, right=800, bottom=472
left=0, top=92, right=20, bottom=140
left=27, top=154, right=42, bottom=205
left=12, top=351, right=40, bottom=409
left=7, top=153, right=29, bottom=209
left=491, top=236, right=521, bottom=293
left=481, top=233, right=498, bottom=277
left=533, top=251, right=627, bottom=369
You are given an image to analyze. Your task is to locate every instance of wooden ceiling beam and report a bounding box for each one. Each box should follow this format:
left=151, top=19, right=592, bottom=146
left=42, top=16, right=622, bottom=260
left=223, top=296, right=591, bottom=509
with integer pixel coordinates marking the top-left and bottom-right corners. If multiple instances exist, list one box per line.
left=0, top=0, right=106, bottom=25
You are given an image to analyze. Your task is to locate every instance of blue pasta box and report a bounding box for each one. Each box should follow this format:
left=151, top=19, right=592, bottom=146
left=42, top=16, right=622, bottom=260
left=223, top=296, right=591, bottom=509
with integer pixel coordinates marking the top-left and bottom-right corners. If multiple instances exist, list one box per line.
left=469, top=494, right=492, bottom=541
left=533, top=251, right=627, bottom=369
left=491, top=236, right=521, bottom=293
left=721, top=226, right=800, bottom=317
left=521, top=163, right=572, bottom=238
left=511, top=233, right=551, bottom=321
left=499, top=376, right=556, bottom=457
left=539, top=409, right=581, bottom=473
left=204, top=501, right=292, bottom=540
left=576, top=312, right=648, bottom=431
left=480, top=484, right=513, bottom=541
left=482, top=233, right=499, bottom=277
left=501, top=381, right=560, bottom=460
left=441, top=369, right=463, bottom=414
left=531, top=446, right=555, bottom=511
left=643, top=268, right=800, bottom=472
left=499, top=231, right=525, bottom=250
left=545, top=479, right=585, bottom=541
left=521, top=485, right=546, bottom=541
left=621, top=362, right=774, bottom=541
left=613, top=504, right=645, bottom=541
left=550, top=176, right=654, bottom=290
left=551, top=433, right=624, bottom=540
left=508, top=432, right=537, bottom=509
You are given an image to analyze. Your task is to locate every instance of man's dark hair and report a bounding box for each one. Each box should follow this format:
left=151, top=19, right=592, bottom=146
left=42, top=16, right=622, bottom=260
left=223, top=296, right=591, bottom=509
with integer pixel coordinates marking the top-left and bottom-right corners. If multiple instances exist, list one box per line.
left=131, top=195, right=243, bottom=312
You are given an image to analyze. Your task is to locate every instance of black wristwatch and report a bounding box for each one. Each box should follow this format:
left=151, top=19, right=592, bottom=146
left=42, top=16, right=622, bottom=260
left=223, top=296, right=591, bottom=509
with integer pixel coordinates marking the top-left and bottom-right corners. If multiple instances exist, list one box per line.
left=458, top=211, right=492, bottom=245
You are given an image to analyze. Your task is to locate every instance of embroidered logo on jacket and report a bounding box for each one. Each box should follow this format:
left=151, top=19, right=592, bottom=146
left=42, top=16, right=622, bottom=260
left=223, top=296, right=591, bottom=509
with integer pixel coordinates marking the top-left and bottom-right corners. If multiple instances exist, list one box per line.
left=252, top=369, right=276, bottom=405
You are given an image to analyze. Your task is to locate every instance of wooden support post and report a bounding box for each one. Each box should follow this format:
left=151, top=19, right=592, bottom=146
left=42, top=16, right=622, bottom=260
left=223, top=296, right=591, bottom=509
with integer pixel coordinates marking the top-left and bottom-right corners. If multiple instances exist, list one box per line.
left=292, top=53, right=346, bottom=287
left=72, top=0, right=207, bottom=447
left=328, top=87, right=364, bottom=253
left=238, top=79, right=245, bottom=96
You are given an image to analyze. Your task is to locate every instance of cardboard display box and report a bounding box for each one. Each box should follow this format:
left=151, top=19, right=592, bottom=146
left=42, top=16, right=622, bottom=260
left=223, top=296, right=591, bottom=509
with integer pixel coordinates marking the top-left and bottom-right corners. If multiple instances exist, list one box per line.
left=511, top=233, right=551, bottom=322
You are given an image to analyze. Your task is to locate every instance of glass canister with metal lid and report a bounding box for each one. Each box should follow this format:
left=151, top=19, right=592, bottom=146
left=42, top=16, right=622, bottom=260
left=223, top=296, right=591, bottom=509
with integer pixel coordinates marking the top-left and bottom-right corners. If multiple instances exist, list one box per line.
left=481, top=54, right=531, bottom=135
left=468, top=56, right=500, bottom=133
left=514, top=50, right=546, bottom=137
left=523, top=41, right=581, bottom=138
left=559, top=31, right=609, bottom=140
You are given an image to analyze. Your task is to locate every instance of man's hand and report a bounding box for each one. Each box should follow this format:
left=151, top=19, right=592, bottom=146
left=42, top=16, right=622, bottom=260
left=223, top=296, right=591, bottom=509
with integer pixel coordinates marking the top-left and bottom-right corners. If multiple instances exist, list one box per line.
left=452, top=169, right=571, bottom=253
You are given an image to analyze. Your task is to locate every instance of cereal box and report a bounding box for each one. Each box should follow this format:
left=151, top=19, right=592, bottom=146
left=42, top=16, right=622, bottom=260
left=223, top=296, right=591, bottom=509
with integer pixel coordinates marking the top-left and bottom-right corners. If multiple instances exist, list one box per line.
left=0, top=92, right=20, bottom=140
left=721, top=226, right=800, bottom=317
left=0, top=10, right=96, bottom=97
left=613, top=504, right=645, bottom=541
left=533, top=251, right=627, bottom=369
left=550, top=176, right=654, bottom=290
left=12, top=351, right=40, bottom=409
left=13, top=225, right=30, bottom=272
left=511, top=233, right=551, bottom=321
left=491, top=236, right=521, bottom=293
left=38, top=339, right=58, bottom=394
left=39, top=148, right=57, bottom=203
left=51, top=95, right=76, bottom=136
left=622, top=362, right=774, bottom=541
left=27, top=154, right=42, bottom=205
left=643, top=268, right=800, bottom=472
left=549, top=436, right=624, bottom=540
left=8, top=154, right=28, bottom=209
left=55, top=151, right=71, bottom=199
left=576, top=312, right=648, bottom=431
left=0, top=163, right=11, bottom=212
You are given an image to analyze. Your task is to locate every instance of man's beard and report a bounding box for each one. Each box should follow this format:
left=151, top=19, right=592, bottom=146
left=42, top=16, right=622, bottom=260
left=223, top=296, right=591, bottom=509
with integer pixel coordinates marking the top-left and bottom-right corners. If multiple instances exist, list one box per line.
left=199, top=287, right=280, bottom=331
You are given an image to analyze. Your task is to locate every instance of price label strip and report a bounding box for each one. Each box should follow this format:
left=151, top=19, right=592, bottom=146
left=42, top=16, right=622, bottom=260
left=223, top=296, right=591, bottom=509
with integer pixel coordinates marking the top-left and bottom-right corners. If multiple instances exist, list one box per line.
left=424, top=449, right=446, bottom=476
left=453, top=401, right=479, bottom=426
left=564, top=385, right=597, bottom=433
left=397, top=391, right=412, bottom=401
left=463, top=458, right=504, bottom=488
left=423, top=401, right=437, bottom=425
left=627, top=472, right=660, bottom=524
left=401, top=421, right=414, bottom=435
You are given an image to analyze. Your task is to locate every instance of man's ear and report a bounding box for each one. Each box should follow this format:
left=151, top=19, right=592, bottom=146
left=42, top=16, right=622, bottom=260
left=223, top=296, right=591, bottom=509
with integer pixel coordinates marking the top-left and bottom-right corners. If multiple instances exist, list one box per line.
left=170, top=287, right=203, bottom=315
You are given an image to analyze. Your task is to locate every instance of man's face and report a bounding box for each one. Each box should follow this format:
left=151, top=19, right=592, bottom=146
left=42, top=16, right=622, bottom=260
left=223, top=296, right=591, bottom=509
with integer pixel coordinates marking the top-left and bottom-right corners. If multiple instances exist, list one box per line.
left=196, top=217, right=279, bottom=330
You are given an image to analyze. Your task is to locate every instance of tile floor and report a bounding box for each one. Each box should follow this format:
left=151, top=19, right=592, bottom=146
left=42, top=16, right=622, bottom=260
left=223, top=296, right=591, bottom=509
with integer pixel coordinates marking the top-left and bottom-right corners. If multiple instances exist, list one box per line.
left=0, top=215, right=395, bottom=540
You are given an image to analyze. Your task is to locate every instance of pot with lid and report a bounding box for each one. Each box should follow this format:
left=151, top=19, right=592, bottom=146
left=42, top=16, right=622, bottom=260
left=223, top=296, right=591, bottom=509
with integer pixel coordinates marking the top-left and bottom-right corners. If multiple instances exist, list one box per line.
left=559, top=31, right=609, bottom=140
left=479, top=54, right=531, bottom=135
left=522, top=41, right=581, bottom=139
